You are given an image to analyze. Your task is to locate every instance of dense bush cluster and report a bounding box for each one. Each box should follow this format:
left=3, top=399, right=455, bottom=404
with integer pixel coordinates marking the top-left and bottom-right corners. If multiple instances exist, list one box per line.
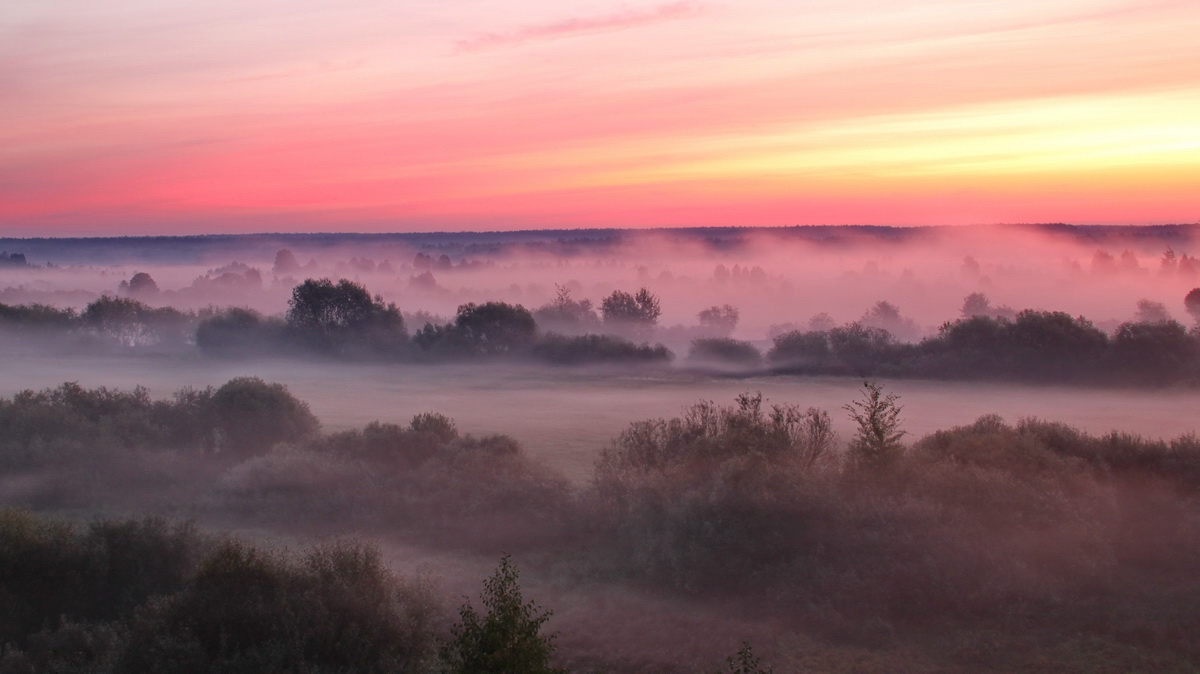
left=0, top=509, right=439, bottom=673
left=7, top=281, right=1200, bottom=385
left=586, top=391, right=1200, bottom=667
left=4, top=378, right=1200, bottom=670
left=0, top=378, right=318, bottom=470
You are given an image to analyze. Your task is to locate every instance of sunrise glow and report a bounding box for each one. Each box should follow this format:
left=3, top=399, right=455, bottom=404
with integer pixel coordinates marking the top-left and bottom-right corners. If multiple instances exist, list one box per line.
left=3, top=0, right=1199, bottom=234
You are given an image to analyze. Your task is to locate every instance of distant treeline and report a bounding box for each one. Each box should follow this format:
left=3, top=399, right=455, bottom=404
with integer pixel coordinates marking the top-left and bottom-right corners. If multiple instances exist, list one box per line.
left=4, top=277, right=1200, bottom=385
left=766, top=310, right=1200, bottom=384
left=3, top=380, right=1200, bottom=671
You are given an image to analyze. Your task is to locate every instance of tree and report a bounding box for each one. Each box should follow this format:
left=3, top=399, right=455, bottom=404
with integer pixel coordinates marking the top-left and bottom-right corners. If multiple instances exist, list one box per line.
left=285, top=278, right=406, bottom=355
left=532, top=285, right=600, bottom=334
left=1185, top=288, right=1200, bottom=325
left=721, top=642, right=774, bottom=674
left=600, top=287, right=661, bottom=337
left=208, top=377, right=319, bottom=455
left=454, top=302, right=537, bottom=354
left=272, top=249, right=301, bottom=274
left=697, top=304, right=739, bottom=337
left=439, top=555, right=563, bottom=674
left=118, top=272, right=159, bottom=297
left=1134, top=299, right=1171, bottom=323
left=844, top=380, right=905, bottom=469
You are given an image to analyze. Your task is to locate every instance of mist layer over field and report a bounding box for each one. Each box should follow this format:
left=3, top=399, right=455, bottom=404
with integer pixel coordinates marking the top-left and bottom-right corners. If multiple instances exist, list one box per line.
left=4, top=224, right=1200, bottom=343
left=4, top=225, right=1200, bottom=671
left=2, top=355, right=1197, bottom=482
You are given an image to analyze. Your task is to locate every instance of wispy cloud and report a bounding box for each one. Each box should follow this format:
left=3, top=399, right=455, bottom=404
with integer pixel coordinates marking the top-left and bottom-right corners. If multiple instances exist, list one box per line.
left=457, top=1, right=704, bottom=52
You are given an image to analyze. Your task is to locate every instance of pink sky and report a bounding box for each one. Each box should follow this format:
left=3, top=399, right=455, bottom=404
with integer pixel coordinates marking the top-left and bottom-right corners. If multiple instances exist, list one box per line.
left=2, top=0, right=1199, bottom=235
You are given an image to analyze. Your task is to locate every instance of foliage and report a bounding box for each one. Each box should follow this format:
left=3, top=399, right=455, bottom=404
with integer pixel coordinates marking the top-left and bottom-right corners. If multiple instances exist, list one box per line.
left=208, top=377, right=320, bottom=456
left=721, top=642, right=773, bottom=674
left=697, top=304, right=739, bottom=337
left=118, top=272, right=159, bottom=297
left=687, top=337, right=762, bottom=368
left=531, top=333, right=673, bottom=366
left=533, top=285, right=601, bottom=334
left=600, top=287, right=661, bottom=336
left=843, top=380, right=905, bottom=469
left=597, top=393, right=836, bottom=478
left=80, top=296, right=191, bottom=348
left=1186, top=287, right=1200, bottom=324
left=439, top=555, right=563, bottom=674
left=285, top=278, right=406, bottom=356
left=118, top=539, right=438, bottom=674
left=414, top=302, right=537, bottom=356
left=195, top=307, right=284, bottom=356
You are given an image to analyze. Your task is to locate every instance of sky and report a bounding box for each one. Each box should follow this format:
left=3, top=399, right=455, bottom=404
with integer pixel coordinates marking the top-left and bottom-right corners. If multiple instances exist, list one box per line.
left=2, top=0, right=1199, bottom=235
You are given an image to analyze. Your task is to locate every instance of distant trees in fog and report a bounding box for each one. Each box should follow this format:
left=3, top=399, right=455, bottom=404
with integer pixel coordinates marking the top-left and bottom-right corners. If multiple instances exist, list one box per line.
left=8, top=278, right=1200, bottom=385
left=767, top=301, right=1200, bottom=385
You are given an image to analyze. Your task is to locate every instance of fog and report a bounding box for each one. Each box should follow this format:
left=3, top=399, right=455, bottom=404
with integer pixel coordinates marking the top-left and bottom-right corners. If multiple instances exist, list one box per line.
left=4, top=224, right=1200, bottom=672
left=3, top=354, right=1197, bottom=483
left=4, top=224, right=1199, bottom=343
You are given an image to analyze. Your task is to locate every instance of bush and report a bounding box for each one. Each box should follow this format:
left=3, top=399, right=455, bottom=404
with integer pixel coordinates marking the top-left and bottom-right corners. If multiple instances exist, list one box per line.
left=117, top=539, right=438, bottom=673
left=208, top=378, right=319, bottom=456
left=531, top=333, right=673, bottom=366
left=196, top=307, right=284, bottom=357
left=686, top=338, right=763, bottom=369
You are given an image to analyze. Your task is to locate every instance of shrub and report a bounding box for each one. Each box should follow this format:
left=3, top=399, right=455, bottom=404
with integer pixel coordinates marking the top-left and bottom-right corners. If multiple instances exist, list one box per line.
left=117, top=539, right=438, bottom=673
left=208, top=378, right=319, bottom=456
left=687, top=338, right=762, bottom=369
left=531, top=333, right=673, bottom=366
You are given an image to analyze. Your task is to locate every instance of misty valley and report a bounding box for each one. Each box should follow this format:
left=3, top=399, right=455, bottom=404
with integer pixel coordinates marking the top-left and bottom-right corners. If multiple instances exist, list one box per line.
left=3, top=225, right=1200, bottom=672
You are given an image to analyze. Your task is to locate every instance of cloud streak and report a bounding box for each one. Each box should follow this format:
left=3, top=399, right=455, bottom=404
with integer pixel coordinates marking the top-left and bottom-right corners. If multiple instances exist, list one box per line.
left=457, top=1, right=704, bottom=52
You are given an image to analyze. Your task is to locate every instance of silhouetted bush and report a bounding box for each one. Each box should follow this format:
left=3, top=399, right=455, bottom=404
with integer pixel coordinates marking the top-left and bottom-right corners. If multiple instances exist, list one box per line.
left=195, top=307, right=285, bottom=357
left=117, top=539, right=438, bottom=673
left=0, top=509, right=203, bottom=650
left=686, top=338, right=762, bottom=369
left=207, top=377, right=319, bottom=457
left=531, top=333, right=673, bottom=366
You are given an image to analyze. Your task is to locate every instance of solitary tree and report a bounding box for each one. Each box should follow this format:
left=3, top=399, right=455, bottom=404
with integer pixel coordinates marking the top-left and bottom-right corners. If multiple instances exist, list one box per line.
left=440, top=555, right=563, bottom=674
left=844, top=380, right=906, bottom=469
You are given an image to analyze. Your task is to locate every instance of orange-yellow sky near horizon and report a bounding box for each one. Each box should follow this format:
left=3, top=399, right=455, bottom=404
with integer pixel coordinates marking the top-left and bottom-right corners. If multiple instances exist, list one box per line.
left=2, top=0, right=1199, bottom=235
